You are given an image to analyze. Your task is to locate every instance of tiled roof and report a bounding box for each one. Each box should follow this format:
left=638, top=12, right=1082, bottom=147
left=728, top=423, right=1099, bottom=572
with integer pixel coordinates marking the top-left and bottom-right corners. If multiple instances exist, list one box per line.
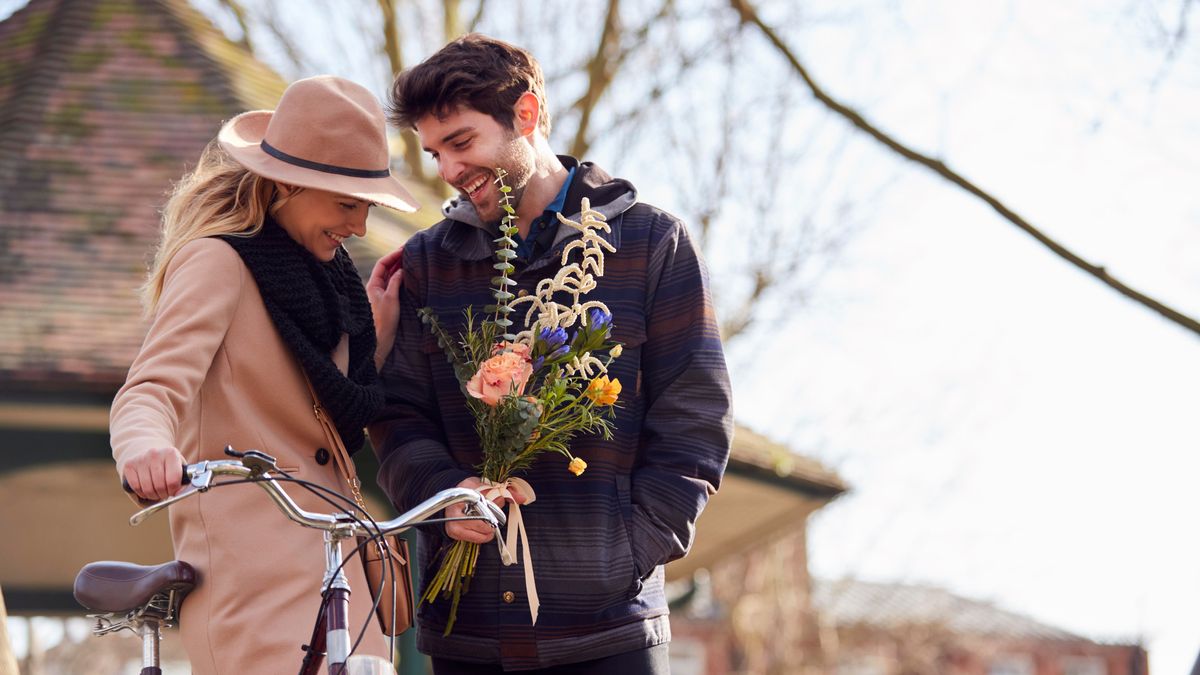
left=814, top=578, right=1083, bottom=641
left=0, top=0, right=433, bottom=392
left=731, top=425, right=847, bottom=495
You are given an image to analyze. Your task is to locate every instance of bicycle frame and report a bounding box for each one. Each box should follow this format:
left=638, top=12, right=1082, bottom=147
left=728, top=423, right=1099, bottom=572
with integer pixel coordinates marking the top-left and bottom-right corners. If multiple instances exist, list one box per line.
left=120, top=450, right=506, bottom=675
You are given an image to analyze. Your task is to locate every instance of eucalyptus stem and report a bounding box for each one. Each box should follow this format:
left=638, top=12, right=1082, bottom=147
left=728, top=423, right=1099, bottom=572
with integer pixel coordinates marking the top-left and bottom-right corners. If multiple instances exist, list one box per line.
left=491, top=168, right=519, bottom=340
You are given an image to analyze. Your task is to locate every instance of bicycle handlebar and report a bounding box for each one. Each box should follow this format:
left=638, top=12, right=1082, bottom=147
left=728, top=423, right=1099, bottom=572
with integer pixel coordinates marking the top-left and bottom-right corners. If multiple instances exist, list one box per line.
left=128, top=452, right=506, bottom=540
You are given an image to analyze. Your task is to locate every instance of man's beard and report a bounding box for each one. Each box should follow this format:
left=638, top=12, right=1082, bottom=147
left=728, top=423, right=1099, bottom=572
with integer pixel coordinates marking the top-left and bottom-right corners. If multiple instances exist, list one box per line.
left=478, top=132, right=535, bottom=224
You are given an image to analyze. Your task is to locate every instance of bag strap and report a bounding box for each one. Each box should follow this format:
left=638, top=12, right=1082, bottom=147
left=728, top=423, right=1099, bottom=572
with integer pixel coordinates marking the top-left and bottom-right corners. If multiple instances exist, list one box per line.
left=304, top=376, right=368, bottom=512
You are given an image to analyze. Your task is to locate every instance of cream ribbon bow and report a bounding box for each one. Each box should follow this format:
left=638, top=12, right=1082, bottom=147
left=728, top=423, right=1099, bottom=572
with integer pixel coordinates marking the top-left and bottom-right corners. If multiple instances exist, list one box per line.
left=477, top=477, right=540, bottom=624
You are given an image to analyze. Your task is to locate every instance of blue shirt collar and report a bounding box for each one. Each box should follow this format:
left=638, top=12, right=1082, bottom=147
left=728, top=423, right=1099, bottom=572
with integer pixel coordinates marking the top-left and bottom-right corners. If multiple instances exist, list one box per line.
left=545, top=166, right=576, bottom=215
left=513, top=166, right=576, bottom=260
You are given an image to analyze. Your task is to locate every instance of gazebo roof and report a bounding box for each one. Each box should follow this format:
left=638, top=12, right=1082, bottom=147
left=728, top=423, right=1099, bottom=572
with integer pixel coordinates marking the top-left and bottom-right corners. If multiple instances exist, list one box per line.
left=0, top=0, right=432, bottom=392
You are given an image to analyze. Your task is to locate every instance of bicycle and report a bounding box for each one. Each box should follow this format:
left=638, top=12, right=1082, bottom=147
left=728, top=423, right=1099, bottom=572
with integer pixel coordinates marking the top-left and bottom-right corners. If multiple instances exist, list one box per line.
left=73, top=446, right=506, bottom=675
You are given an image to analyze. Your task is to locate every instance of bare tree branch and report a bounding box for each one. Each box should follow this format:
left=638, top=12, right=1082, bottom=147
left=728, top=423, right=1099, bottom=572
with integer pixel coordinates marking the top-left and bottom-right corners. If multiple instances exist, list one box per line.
left=215, top=0, right=254, bottom=51
left=377, top=0, right=432, bottom=189
left=569, top=0, right=623, bottom=159
left=731, top=0, right=1200, bottom=338
left=466, top=0, right=487, bottom=33
left=254, top=1, right=310, bottom=74
left=651, top=19, right=855, bottom=343
left=1151, top=0, right=1197, bottom=87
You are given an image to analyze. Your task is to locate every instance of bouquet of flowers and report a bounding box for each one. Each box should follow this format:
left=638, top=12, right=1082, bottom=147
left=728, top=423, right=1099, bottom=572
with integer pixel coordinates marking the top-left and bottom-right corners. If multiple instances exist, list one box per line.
left=419, top=168, right=623, bottom=634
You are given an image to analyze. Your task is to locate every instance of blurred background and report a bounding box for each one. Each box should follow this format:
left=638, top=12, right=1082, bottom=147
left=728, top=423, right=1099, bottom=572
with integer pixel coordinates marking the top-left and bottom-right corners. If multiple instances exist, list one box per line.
left=0, top=0, right=1196, bottom=673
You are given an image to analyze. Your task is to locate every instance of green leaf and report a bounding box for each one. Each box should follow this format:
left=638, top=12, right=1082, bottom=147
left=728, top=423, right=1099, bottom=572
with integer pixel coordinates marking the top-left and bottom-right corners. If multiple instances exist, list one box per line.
left=493, top=291, right=515, bottom=301
left=493, top=236, right=518, bottom=247
left=493, top=262, right=515, bottom=272
left=491, top=276, right=518, bottom=286
left=496, top=249, right=517, bottom=260
left=499, top=185, right=512, bottom=193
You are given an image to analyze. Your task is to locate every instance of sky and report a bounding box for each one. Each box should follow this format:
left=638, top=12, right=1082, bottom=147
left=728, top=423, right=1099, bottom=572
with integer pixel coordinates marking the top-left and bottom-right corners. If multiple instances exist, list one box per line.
left=717, top=1, right=1200, bottom=672
left=3, top=0, right=1198, bottom=671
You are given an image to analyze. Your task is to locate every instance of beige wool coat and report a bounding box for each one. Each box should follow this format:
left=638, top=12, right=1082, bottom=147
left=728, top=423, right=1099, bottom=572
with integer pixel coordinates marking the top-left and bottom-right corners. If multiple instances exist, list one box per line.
left=110, top=237, right=389, bottom=674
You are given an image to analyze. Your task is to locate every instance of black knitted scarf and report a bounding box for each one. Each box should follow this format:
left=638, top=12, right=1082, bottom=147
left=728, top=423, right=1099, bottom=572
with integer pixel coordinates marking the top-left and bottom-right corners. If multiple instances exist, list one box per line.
left=220, top=217, right=382, bottom=454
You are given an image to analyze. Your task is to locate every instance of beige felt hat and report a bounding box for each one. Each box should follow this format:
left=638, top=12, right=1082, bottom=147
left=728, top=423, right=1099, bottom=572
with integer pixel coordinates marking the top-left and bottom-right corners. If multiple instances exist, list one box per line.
left=218, top=75, right=419, bottom=213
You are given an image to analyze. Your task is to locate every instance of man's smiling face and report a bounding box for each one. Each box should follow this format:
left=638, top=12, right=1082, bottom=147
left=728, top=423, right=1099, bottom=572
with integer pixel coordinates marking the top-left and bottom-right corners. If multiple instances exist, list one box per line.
left=416, top=105, right=536, bottom=223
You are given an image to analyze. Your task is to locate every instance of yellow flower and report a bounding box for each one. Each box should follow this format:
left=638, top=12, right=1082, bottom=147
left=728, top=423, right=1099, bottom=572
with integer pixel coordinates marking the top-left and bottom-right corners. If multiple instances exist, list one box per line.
left=584, top=376, right=621, bottom=406
left=568, top=457, right=588, bottom=476
left=610, top=344, right=623, bottom=359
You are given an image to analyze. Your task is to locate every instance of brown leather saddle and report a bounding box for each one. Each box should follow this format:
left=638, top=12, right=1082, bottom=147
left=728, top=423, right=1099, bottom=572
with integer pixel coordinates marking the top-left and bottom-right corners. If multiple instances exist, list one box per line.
left=74, top=560, right=197, bottom=615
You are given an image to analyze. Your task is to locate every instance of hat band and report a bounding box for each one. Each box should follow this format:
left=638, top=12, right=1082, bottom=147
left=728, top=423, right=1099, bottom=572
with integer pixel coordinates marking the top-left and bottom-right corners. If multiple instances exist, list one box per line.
left=260, top=140, right=391, bottom=179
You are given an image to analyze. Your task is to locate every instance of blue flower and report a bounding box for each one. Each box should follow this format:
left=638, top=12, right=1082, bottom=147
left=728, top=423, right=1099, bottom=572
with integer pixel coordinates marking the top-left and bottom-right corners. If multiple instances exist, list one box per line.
left=548, top=344, right=571, bottom=360
left=587, top=308, right=612, bottom=333
left=538, top=326, right=570, bottom=350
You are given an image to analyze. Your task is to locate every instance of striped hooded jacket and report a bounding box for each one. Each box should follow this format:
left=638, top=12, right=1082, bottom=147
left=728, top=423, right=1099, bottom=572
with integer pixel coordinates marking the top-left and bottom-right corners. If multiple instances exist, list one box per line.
left=371, top=158, right=733, bottom=670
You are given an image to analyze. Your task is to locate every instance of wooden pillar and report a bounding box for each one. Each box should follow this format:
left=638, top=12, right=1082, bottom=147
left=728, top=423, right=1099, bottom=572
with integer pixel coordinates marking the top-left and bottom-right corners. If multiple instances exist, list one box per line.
left=0, top=588, right=18, bottom=675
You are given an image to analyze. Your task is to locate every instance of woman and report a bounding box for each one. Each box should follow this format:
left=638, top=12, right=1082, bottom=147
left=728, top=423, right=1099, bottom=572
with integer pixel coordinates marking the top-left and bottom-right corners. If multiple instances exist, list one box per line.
left=110, top=75, right=413, bottom=674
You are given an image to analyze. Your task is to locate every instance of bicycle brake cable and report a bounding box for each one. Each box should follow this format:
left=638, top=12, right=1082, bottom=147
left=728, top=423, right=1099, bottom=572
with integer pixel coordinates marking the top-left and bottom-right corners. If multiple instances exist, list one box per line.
left=269, top=472, right=395, bottom=663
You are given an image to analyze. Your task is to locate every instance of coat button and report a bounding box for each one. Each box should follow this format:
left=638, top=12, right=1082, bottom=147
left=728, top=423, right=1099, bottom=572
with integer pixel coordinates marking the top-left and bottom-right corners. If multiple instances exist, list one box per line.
left=502, top=591, right=516, bottom=604
left=315, top=448, right=330, bottom=465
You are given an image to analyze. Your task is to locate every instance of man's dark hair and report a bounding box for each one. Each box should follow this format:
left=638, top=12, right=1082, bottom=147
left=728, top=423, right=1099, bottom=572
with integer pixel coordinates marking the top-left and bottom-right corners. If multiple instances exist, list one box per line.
left=389, top=34, right=551, bottom=137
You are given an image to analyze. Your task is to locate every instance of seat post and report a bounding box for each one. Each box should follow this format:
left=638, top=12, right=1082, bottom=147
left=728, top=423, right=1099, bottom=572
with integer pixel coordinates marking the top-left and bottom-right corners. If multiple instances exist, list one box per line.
left=138, top=618, right=162, bottom=675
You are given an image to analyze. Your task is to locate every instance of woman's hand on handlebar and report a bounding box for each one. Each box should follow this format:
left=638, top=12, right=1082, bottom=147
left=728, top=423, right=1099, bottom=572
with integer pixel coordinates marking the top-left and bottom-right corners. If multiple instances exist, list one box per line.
left=121, top=447, right=187, bottom=502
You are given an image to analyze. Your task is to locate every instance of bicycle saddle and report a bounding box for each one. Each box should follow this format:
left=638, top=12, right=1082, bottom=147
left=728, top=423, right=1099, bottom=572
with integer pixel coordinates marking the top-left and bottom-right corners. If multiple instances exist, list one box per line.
left=74, top=560, right=197, bottom=613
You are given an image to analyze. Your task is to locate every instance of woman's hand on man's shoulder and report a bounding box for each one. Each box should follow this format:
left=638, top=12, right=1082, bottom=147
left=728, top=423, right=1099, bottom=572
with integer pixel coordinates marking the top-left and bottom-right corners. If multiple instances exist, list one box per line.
left=368, top=246, right=404, bottom=370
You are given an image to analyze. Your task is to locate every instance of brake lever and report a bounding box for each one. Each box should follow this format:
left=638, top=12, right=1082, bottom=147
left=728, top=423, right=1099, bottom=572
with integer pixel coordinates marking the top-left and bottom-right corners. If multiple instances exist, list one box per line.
left=225, top=446, right=277, bottom=477
left=129, top=483, right=201, bottom=526
left=462, top=495, right=507, bottom=529
left=485, top=499, right=507, bottom=528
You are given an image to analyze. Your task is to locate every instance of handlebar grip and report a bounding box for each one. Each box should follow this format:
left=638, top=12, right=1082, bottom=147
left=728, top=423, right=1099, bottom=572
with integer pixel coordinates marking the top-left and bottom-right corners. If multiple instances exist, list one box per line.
left=122, top=463, right=191, bottom=499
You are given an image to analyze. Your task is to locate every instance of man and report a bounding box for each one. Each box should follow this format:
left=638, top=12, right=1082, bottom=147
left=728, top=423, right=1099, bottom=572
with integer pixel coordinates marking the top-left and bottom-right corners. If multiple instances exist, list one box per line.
left=371, top=34, right=733, bottom=674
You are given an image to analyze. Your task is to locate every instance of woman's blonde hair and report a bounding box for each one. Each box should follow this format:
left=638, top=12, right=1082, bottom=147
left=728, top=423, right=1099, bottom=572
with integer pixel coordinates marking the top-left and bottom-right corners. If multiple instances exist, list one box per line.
left=142, top=141, right=296, bottom=313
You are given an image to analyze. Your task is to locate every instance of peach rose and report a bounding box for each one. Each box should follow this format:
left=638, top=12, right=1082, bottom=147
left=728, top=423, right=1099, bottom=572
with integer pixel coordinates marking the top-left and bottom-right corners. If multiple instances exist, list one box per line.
left=493, top=341, right=531, bottom=358
left=466, top=349, right=534, bottom=406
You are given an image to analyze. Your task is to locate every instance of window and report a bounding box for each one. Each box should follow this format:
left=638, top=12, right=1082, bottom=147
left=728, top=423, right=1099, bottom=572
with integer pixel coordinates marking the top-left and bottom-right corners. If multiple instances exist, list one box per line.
left=668, top=637, right=707, bottom=675
left=837, top=655, right=889, bottom=675
left=989, top=654, right=1035, bottom=675
left=1062, top=656, right=1107, bottom=675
